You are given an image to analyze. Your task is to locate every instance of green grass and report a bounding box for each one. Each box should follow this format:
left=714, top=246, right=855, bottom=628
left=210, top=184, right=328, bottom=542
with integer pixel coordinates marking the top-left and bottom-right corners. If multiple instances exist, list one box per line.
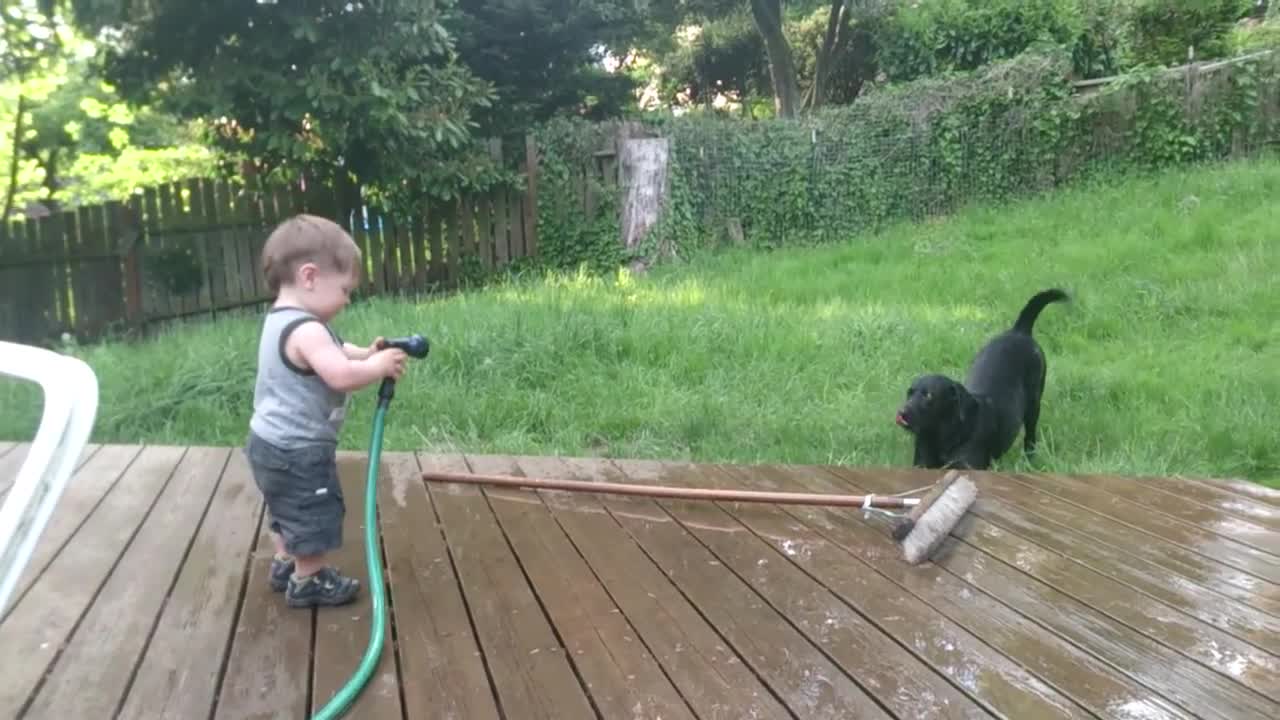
left=3, top=158, right=1278, bottom=486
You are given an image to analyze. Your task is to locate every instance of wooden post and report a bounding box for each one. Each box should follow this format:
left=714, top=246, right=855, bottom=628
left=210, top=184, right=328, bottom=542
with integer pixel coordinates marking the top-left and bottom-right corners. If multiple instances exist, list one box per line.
left=523, top=134, right=539, bottom=258
left=411, top=214, right=428, bottom=290
left=446, top=199, right=462, bottom=286
left=127, top=194, right=149, bottom=323
left=1185, top=44, right=1198, bottom=117
left=427, top=206, right=445, bottom=283
left=108, top=201, right=143, bottom=332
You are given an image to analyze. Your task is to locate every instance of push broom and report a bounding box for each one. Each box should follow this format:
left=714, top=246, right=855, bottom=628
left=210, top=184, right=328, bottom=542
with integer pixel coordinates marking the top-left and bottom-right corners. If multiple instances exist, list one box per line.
left=420, top=467, right=977, bottom=565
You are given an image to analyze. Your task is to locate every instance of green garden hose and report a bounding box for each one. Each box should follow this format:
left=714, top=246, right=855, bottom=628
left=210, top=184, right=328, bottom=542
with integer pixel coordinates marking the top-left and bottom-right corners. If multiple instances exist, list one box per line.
left=310, top=334, right=428, bottom=719
left=311, top=396, right=389, bottom=720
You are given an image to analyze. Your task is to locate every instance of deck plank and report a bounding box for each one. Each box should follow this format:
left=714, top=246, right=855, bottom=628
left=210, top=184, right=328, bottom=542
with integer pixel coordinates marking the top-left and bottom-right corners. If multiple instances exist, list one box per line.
left=23, top=447, right=230, bottom=718
left=478, top=454, right=697, bottom=720
left=619, top=459, right=999, bottom=719
left=1191, top=477, right=1280, bottom=508
left=0, top=442, right=100, bottom=498
left=0, top=444, right=186, bottom=717
left=0, top=442, right=33, bottom=495
left=529, top=455, right=793, bottom=720
left=309, top=452, right=403, bottom=719
left=424, top=453, right=596, bottom=719
left=379, top=452, right=501, bottom=720
left=1004, top=472, right=1280, bottom=585
left=625, top=459, right=1093, bottom=720
left=601, top=460, right=895, bottom=720
left=1060, top=473, right=1280, bottom=555
left=924, top=467, right=1280, bottom=615
left=941, top=539, right=1278, bottom=719
left=3, top=444, right=138, bottom=611
left=878, top=466, right=1280, bottom=655
left=1125, top=474, right=1280, bottom=530
left=832, top=468, right=1280, bottom=684
left=716, top=462, right=1197, bottom=720
left=957, top=508, right=1280, bottom=701
left=825, top=466, right=1280, bottom=719
left=116, top=448, right=264, bottom=720
left=5, top=444, right=1271, bottom=720
left=213, top=482, right=312, bottom=720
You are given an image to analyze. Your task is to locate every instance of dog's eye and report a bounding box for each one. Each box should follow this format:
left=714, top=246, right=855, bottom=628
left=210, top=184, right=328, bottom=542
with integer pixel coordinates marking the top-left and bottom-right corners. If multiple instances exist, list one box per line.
left=924, top=391, right=932, bottom=400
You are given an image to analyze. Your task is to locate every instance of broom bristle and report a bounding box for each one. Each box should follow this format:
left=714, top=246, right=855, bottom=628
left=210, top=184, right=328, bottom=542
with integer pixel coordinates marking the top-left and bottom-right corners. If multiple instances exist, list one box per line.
left=899, top=474, right=977, bottom=565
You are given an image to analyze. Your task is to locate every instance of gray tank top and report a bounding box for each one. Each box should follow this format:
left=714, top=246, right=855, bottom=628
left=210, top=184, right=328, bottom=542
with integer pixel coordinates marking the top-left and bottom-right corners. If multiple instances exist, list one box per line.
left=249, top=306, right=350, bottom=448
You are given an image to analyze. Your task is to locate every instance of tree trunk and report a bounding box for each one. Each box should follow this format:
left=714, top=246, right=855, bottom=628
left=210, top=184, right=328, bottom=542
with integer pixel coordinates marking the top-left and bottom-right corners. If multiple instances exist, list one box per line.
left=750, top=0, right=801, bottom=119
left=807, top=0, right=846, bottom=111
left=2, top=94, right=26, bottom=222
left=619, top=137, right=671, bottom=270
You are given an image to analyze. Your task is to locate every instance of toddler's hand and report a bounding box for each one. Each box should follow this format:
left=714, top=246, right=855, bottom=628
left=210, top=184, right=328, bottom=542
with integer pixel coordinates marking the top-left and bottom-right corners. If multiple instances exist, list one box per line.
left=373, top=348, right=408, bottom=379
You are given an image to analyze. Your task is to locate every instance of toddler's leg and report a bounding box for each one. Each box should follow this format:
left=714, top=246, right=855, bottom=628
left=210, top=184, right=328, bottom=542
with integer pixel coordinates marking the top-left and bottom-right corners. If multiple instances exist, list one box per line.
left=268, top=528, right=294, bottom=593
left=279, top=450, right=359, bottom=608
left=271, top=530, right=288, bottom=557
left=246, top=437, right=296, bottom=592
left=246, top=434, right=355, bottom=604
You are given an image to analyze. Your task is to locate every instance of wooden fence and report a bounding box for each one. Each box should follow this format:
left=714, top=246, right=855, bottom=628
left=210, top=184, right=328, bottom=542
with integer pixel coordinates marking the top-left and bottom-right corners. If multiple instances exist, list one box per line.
left=0, top=137, right=539, bottom=345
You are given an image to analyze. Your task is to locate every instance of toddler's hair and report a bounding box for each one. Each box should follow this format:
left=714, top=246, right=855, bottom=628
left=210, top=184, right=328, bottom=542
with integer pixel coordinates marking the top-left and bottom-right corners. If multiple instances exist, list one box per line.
left=261, top=214, right=362, bottom=293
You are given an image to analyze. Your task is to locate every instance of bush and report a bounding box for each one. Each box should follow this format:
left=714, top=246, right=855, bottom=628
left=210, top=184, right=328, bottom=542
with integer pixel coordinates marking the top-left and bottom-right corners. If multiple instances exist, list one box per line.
left=873, top=0, right=1124, bottom=81
left=1230, top=11, right=1280, bottom=53
left=1126, top=0, right=1253, bottom=66
left=527, top=118, right=628, bottom=274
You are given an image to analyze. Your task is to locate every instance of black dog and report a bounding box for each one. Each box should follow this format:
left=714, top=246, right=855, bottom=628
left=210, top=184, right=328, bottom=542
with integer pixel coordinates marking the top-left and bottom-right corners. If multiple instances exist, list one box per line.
left=895, top=288, right=1069, bottom=470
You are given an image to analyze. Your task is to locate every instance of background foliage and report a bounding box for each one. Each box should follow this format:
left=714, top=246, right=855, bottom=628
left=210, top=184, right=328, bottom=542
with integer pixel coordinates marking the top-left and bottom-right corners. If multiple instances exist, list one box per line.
left=70, top=0, right=504, bottom=208
left=530, top=43, right=1280, bottom=270
left=528, top=118, right=627, bottom=273
left=1126, top=0, right=1253, bottom=66
left=1, top=6, right=212, bottom=219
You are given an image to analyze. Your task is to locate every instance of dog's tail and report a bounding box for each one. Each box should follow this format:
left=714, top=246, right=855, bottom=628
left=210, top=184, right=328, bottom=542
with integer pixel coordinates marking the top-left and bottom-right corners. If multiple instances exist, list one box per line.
left=1011, top=288, right=1069, bottom=335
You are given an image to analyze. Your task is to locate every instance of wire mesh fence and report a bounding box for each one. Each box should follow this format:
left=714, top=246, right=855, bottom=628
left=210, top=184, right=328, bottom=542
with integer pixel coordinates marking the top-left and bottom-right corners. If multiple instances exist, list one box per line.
left=652, top=51, right=1280, bottom=250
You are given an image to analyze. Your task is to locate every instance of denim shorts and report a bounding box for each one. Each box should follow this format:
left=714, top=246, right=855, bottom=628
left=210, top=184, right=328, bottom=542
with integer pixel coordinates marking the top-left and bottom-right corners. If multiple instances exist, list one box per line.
left=244, top=431, right=344, bottom=557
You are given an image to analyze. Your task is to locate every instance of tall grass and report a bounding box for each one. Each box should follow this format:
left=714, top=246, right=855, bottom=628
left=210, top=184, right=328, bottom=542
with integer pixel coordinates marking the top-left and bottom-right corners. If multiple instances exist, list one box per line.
left=3, top=158, right=1277, bottom=484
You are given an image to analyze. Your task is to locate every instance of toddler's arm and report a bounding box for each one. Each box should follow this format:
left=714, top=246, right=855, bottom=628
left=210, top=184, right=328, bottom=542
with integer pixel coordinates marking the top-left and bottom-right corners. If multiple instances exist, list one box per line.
left=288, top=324, right=405, bottom=392
left=342, top=337, right=384, bottom=360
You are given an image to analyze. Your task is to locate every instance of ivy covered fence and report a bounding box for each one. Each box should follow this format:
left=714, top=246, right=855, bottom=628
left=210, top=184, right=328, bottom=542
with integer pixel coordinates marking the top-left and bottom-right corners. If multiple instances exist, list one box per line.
left=529, top=46, right=1280, bottom=268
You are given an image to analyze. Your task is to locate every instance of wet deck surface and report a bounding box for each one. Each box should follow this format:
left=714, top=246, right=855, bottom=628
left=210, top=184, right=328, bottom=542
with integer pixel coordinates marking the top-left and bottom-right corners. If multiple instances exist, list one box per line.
left=0, top=441, right=1278, bottom=719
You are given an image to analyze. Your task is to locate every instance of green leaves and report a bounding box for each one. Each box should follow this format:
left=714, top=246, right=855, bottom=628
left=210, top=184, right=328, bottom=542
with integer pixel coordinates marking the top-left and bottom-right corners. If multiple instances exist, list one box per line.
left=1126, top=0, right=1252, bottom=67
left=74, top=0, right=500, bottom=207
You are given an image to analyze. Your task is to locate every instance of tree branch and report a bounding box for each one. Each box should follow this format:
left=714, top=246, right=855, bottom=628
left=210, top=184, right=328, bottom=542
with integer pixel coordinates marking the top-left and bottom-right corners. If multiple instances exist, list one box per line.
left=3, top=94, right=27, bottom=222
left=807, top=0, right=847, bottom=111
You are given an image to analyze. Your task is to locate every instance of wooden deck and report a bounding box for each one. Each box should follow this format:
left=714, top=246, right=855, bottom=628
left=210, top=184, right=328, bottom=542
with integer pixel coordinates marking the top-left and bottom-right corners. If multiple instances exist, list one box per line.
left=0, top=441, right=1278, bottom=719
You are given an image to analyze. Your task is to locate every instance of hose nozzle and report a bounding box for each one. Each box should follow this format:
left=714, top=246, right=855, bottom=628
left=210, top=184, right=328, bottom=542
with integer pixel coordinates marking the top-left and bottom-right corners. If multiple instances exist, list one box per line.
left=378, top=334, right=429, bottom=359
left=373, top=333, right=429, bottom=407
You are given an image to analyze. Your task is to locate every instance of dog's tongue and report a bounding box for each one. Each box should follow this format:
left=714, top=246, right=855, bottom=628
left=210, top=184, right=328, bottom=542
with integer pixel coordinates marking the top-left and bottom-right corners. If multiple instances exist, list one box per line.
left=895, top=412, right=908, bottom=427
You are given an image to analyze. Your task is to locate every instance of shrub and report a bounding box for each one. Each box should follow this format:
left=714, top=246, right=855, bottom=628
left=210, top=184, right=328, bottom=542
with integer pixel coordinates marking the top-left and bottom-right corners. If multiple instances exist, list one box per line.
left=1126, top=0, right=1253, bottom=66
left=873, top=0, right=1123, bottom=81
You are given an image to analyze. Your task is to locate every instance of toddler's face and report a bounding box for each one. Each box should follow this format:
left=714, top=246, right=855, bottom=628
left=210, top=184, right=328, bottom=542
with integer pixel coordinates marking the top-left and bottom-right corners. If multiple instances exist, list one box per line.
left=304, top=265, right=359, bottom=321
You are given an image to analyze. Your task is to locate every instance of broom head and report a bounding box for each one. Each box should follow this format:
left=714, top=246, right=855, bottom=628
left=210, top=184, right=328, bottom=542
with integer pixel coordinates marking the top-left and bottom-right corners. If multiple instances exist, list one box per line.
left=893, top=471, right=977, bottom=565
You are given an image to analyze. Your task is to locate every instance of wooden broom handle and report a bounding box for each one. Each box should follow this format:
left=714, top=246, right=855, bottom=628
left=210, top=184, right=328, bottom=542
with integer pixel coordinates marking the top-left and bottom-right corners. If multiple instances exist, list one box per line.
left=420, top=470, right=918, bottom=508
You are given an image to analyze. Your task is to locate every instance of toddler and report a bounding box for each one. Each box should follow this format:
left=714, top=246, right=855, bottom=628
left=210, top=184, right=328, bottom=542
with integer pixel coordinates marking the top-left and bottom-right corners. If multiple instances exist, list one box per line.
left=244, top=214, right=407, bottom=607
